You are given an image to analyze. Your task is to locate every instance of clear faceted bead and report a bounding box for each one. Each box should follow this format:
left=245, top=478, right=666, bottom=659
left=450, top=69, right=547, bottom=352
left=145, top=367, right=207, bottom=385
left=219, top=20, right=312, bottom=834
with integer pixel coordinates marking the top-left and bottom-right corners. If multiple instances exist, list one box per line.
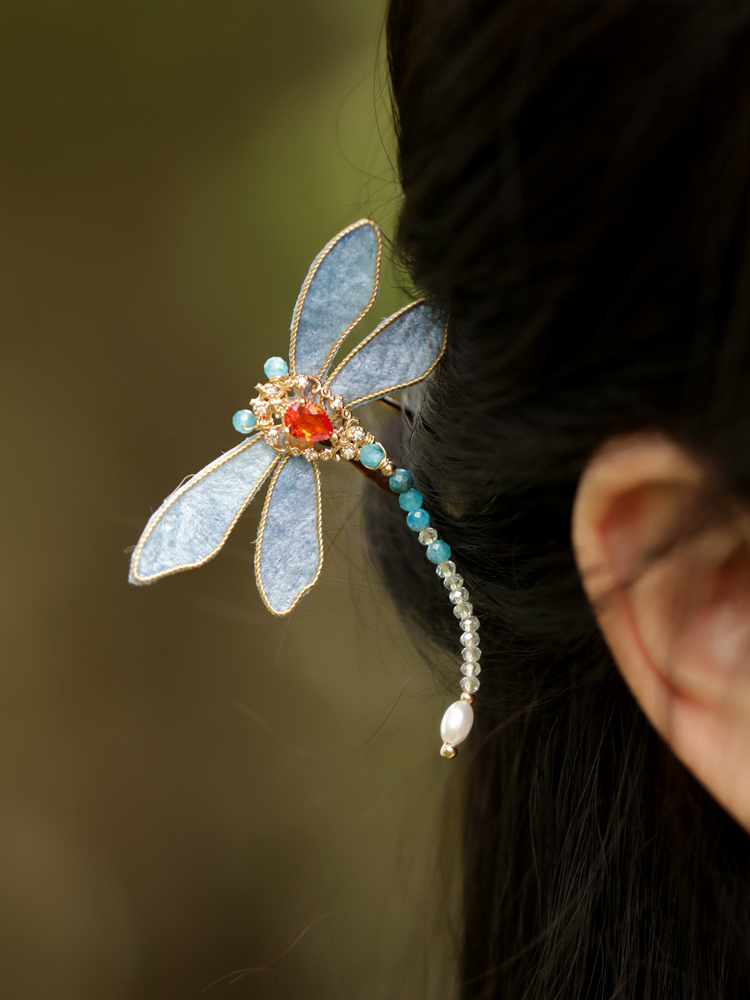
left=453, top=602, right=473, bottom=619
left=460, top=632, right=479, bottom=648
left=462, top=646, right=482, bottom=662
left=419, top=527, right=438, bottom=545
left=461, top=616, right=480, bottom=632
left=461, top=661, right=481, bottom=676
left=436, top=560, right=457, bottom=579
left=449, top=587, right=470, bottom=604
left=443, top=573, right=464, bottom=590
left=461, top=675, right=481, bottom=694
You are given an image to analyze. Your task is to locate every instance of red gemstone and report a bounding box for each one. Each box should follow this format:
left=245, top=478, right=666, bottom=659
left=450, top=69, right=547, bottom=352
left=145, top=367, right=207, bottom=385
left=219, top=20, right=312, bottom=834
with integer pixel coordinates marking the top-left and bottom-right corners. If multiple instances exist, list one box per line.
left=284, top=401, right=334, bottom=443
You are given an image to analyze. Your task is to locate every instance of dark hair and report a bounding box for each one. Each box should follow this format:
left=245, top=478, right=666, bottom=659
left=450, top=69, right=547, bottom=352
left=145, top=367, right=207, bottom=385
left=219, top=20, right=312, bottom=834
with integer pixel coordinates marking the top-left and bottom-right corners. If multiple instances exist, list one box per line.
left=368, top=1, right=750, bottom=996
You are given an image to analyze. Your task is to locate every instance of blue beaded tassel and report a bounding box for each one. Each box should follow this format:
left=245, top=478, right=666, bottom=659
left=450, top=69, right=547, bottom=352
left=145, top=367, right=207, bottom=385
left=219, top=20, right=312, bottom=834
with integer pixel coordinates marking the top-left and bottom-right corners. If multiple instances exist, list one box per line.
left=385, top=463, right=478, bottom=757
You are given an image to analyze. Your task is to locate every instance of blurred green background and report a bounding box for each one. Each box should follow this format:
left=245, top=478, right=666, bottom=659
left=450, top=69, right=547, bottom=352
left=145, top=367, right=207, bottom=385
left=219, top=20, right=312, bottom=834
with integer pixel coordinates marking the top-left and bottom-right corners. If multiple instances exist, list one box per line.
left=0, top=2, right=456, bottom=997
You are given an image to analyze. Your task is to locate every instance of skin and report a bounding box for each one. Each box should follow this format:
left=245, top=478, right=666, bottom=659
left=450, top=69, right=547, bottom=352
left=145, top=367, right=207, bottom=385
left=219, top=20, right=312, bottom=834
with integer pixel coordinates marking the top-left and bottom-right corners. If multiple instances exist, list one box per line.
left=572, top=434, right=750, bottom=832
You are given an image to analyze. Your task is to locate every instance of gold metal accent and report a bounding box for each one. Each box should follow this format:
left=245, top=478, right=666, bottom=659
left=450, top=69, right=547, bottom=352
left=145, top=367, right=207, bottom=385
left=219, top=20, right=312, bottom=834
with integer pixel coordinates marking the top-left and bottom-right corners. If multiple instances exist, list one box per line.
left=324, top=299, right=448, bottom=409
left=247, top=372, right=370, bottom=464
left=440, top=742, right=457, bottom=759
left=460, top=693, right=475, bottom=704
left=254, top=456, right=324, bottom=617
left=130, top=435, right=279, bottom=584
left=288, top=219, right=383, bottom=379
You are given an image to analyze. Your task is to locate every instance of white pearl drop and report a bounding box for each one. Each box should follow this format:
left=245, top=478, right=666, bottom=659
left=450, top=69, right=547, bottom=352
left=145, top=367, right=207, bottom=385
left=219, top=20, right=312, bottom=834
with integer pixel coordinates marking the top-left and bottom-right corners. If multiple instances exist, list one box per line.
left=440, top=700, right=474, bottom=745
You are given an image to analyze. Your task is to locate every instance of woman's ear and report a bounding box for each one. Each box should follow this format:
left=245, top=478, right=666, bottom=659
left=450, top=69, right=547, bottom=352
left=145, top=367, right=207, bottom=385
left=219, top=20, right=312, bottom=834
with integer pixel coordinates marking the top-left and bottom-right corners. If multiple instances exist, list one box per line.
left=572, top=433, right=750, bottom=831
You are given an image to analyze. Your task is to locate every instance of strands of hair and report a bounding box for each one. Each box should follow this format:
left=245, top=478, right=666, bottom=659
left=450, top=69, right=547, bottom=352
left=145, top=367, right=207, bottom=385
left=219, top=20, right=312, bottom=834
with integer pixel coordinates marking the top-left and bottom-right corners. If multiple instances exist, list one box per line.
left=368, top=1, right=750, bottom=997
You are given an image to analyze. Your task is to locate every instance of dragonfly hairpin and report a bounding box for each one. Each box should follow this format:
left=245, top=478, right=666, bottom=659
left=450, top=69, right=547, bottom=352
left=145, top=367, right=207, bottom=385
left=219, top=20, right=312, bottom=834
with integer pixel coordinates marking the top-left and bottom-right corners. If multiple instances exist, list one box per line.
left=129, top=220, right=481, bottom=756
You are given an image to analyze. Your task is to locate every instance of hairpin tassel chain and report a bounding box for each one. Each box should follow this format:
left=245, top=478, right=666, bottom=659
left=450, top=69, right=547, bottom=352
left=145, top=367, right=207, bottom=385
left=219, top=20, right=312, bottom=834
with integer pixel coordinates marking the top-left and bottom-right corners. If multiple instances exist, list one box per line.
left=385, top=466, right=478, bottom=758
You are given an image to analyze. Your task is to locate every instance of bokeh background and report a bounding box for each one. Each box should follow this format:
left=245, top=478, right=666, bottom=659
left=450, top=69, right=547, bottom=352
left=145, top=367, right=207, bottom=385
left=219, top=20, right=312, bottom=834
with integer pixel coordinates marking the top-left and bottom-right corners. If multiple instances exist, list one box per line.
left=0, top=3, right=457, bottom=997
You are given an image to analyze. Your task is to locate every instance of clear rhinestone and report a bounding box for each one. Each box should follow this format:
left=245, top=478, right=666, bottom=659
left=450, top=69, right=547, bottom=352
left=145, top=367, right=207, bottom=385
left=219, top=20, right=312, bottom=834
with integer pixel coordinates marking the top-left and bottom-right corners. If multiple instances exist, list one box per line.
left=419, top=527, right=438, bottom=545
left=264, top=429, right=285, bottom=448
left=349, top=425, right=365, bottom=442
left=340, top=443, right=357, bottom=461
left=460, top=632, right=479, bottom=648
left=461, top=616, right=480, bottom=632
left=462, top=646, right=482, bottom=662
left=453, top=602, right=473, bottom=619
left=449, top=587, right=470, bottom=604
left=443, top=573, right=464, bottom=590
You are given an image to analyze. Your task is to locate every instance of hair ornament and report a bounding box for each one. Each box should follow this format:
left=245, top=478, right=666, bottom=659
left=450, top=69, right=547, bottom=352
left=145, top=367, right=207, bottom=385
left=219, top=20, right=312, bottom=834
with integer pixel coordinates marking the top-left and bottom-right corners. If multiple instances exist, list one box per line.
left=128, top=219, right=480, bottom=756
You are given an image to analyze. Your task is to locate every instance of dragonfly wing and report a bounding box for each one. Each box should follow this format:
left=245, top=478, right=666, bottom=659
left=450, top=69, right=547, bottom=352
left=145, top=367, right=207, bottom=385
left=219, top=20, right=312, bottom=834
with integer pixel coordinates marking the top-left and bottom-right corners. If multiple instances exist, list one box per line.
left=255, top=455, right=323, bottom=615
left=290, top=219, right=381, bottom=380
left=129, top=435, right=279, bottom=584
left=324, top=300, right=447, bottom=408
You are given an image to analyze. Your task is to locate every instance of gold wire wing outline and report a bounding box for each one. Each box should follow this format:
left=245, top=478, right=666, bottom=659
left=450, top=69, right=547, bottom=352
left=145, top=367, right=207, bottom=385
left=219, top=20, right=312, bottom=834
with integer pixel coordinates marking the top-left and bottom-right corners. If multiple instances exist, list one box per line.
left=130, top=434, right=279, bottom=584
left=254, top=455, right=324, bottom=616
left=288, top=218, right=383, bottom=380
left=323, top=300, right=449, bottom=408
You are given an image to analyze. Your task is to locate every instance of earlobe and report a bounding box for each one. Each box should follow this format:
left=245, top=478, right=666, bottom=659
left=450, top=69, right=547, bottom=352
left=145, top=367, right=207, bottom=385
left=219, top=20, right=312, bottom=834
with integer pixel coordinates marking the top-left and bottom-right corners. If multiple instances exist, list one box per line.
left=572, top=433, right=750, bottom=831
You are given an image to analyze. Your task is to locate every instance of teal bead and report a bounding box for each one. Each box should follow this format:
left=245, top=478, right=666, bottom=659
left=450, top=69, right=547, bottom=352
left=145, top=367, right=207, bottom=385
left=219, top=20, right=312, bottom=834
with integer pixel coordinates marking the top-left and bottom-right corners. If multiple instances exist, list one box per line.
left=359, top=443, right=386, bottom=469
left=406, top=509, right=430, bottom=531
left=398, top=489, right=423, bottom=512
left=232, top=409, right=257, bottom=434
left=389, top=468, right=413, bottom=494
left=264, top=356, right=289, bottom=379
left=427, top=540, right=451, bottom=564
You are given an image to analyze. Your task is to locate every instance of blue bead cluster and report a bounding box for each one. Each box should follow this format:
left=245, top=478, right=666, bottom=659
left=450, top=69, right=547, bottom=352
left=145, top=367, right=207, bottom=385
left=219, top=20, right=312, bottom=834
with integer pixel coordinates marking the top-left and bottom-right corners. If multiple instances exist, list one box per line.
left=389, top=467, right=451, bottom=565
left=387, top=458, right=480, bottom=755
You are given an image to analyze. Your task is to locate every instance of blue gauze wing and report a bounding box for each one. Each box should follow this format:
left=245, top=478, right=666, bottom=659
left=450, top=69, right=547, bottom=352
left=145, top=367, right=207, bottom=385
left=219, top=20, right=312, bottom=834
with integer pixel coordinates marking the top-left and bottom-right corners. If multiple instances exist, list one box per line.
left=290, top=219, right=381, bottom=381
left=255, top=455, right=323, bottom=615
left=129, top=435, right=279, bottom=584
left=324, top=300, right=448, bottom=408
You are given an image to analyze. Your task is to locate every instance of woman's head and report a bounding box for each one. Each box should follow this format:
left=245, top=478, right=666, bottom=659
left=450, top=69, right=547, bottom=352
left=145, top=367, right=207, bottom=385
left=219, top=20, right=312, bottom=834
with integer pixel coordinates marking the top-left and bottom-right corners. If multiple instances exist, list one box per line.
left=372, top=0, right=750, bottom=995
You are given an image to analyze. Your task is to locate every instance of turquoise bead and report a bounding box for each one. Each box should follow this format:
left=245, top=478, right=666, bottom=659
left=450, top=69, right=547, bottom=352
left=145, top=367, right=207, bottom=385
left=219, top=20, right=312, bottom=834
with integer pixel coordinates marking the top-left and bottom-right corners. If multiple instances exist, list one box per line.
left=264, top=356, right=289, bottom=379
left=427, top=540, right=451, bottom=564
left=398, top=489, right=423, bottom=512
left=232, top=409, right=257, bottom=434
left=389, top=468, right=413, bottom=494
left=406, top=509, right=430, bottom=531
left=359, top=443, right=385, bottom=469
